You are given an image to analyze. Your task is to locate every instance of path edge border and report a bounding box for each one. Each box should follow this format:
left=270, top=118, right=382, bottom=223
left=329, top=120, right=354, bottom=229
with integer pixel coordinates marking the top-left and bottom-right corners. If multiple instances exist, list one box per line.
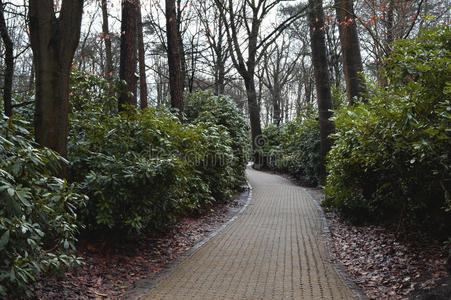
left=302, top=186, right=368, bottom=300
left=124, top=182, right=253, bottom=300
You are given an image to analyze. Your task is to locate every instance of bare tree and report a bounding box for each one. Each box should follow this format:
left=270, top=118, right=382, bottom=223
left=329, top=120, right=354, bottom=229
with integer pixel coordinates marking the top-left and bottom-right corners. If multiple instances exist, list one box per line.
left=29, top=0, right=84, bottom=169
left=77, top=7, right=98, bottom=72
left=149, top=49, right=170, bottom=107
left=184, top=18, right=203, bottom=93
left=262, top=35, right=300, bottom=126
left=324, top=8, right=342, bottom=88
left=215, top=0, right=307, bottom=161
left=145, top=0, right=198, bottom=94
left=308, top=0, right=334, bottom=183
left=2, top=3, right=33, bottom=98
left=195, top=0, right=231, bottom=95
left=283, top=15, right=316, bottom=118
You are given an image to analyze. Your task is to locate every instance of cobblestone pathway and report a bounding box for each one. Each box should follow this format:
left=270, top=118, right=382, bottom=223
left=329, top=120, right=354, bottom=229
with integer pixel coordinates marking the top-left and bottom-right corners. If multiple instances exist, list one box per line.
left=141, top=168, right=356, bottom=299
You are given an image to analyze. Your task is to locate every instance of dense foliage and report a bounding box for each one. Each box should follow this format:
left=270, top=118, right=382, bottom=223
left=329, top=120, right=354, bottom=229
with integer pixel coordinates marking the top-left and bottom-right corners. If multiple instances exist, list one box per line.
left=68, top=73, right=248, bottom=233
left=280, top=118, right=321, bottom=185
left=0, top=72, right=250, bottom=297
left=324, top=26, right=451, bottom=235
left=184, top=91, right=250, bottom=186
left=0, top=115, right=85, bottom=296
left=260, top=117, right=321, bottom=186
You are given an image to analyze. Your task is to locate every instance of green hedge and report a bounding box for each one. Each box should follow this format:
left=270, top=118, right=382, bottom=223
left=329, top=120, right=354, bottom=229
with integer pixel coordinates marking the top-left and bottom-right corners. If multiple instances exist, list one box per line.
left=324, top=26, right=451, bottom=235
left=68, top=74, right=249, bottom=233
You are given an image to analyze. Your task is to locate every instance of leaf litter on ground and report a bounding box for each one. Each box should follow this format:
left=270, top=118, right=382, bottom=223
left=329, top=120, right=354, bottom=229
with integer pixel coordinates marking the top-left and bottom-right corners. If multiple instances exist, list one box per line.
left=31, top=196, right=245, bottom=299
left=304, top=186, right=449, bottom=300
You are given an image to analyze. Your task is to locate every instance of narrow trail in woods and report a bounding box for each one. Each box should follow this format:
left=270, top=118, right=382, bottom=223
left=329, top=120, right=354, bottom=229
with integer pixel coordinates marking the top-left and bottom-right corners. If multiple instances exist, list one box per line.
left=140, top=167, right=357, bottom=299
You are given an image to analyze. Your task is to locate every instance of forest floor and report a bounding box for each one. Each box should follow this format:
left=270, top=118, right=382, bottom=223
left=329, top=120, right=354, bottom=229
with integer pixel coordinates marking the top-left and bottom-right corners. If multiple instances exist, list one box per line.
left=301, top=182, right=451, bottom=300
left=30, top=171, right=450, bottom=300
left=30, top=191, right=248, bottom=300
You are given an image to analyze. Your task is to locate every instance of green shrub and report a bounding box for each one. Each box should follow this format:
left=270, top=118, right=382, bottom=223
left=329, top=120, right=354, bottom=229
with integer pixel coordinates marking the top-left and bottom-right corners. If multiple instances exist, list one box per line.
left=0, top=115, right=85, bottom=297
left=69, top=106, right=213, bottom=232
left=260, top=118, right=321, bottom=186
left=324, top=26, right=451, bottom=235
left=282, top=118, right=321, bottom=185
left=184, top=91, right=250, bottom=187
left=68, top=78, right=246, bottom=233
left=186, top=122, right=236, bottom=201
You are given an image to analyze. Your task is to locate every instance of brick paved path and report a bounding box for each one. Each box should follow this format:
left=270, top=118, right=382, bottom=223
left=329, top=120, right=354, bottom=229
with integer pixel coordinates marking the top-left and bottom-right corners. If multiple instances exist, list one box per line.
left=141, top=168, right=356, bottom=299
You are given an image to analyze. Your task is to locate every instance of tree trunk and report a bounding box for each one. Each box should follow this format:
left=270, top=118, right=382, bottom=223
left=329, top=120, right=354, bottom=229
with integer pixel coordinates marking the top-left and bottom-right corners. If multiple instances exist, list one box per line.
left=305, top=75, right=312, bottom=104
left=101, top=0, right=113, bottom=81
left=216, top=58, right=226, bottom=95
left=29, top=0, right=84, bottom=170
left=156, top=74, right=163, bottom=106
left=335, top=0, right=365, bottom=104
left=296, top=80, right=302, bottom=118
left=166, top=0, right=184, bottom=119
left=0, top=0, right=13, bottom=117
left=246, top=20, right=263, bottom=165
left=386, top=0, right=394, bottom=53
left=284, top=94, right=289, bottom=122
left=244, top=74, right=263, bottom=163
left=377, top=0, right=394, bottom=86
left=176, top=0, right=186, bottom=93
left=119, top=0, right=138, bottom=109
left=308, top=0, right=335, bottom=184
left=187, top=37, right=196, bottom=93
left=28, top=62, right=35, bottom=96
left=137, top=5, right=148, bottom=109
left=272, top=86, right=281, bottom=126
left=215, top=18, right=226, bottom=95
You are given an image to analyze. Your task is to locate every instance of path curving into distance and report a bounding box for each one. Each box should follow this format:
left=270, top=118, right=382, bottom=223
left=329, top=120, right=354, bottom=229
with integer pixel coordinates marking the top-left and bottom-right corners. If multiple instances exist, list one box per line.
left=140, top=167, right=356, bottom=299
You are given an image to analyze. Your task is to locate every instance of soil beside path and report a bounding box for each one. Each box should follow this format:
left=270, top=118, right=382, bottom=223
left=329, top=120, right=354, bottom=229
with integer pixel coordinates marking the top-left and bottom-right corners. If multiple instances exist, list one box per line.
left=139, top=167, right=357, bottom=299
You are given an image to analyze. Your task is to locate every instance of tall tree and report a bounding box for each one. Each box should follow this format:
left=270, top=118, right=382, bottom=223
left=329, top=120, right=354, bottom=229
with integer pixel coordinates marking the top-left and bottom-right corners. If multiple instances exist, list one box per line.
left=335, top=0, right=365, bottom=104
left=195, top=0, right=231, bottom=95
left=101, top=0, right=113, bottom=81
left=262, top=35, right=299, bottom=126
left=137, top=3, right=148, bottom=109
left=145, top=0, right=195, bottom=91
left=119, top=0, right=138, bottom=109
left=29, top=0, right=84, bottom=163
left=0, top=0, right=13, bottom=117
left=324, top=14, right=342, bottom=88
left=308, top=0, right=335, bottom=183
left=215, top=0, right=307, bottom=163
left=166, top=0, right=184, bottom=117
